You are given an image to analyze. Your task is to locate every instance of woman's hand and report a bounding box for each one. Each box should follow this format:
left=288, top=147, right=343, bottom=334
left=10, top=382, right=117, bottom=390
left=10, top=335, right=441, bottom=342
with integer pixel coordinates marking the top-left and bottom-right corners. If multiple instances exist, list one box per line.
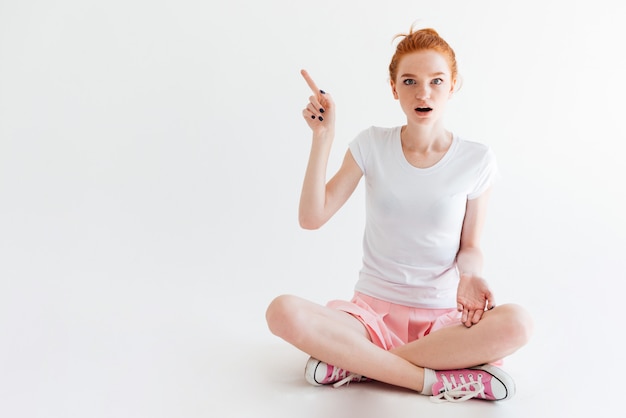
left=301, top=69, right=335, bottom=133
left=456, top=273, right=496, bottom=328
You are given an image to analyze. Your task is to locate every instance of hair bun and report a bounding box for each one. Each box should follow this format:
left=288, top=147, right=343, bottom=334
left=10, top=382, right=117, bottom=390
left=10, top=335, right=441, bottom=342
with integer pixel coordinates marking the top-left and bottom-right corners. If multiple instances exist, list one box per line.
left=414, top=27, right=440, bottom=37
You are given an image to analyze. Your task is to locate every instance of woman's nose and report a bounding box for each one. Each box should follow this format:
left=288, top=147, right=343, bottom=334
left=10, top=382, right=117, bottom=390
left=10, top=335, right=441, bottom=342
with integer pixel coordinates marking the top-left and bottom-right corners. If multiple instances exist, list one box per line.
left=415, top=83, right=430, bottom=99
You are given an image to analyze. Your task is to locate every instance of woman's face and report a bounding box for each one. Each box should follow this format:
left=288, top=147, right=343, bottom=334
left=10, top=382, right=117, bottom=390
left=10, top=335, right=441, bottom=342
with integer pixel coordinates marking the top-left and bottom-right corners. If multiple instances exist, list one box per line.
left=391, top=50, right=456, bottom=126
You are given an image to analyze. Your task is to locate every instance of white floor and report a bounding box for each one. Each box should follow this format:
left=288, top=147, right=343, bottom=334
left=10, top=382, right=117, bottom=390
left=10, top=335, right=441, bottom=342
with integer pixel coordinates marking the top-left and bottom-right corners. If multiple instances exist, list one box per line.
left=0, top=189, right=622, bottom=418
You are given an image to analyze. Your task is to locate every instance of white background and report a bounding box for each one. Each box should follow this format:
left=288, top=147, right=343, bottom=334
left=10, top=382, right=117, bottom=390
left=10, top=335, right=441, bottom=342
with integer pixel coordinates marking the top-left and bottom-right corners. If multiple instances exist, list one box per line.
left=1, top=1, right=624, bottom=417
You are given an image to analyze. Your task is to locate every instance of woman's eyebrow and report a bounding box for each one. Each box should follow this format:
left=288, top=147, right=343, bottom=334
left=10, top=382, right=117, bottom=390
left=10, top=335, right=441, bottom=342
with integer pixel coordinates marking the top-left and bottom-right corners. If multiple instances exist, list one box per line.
left=400, top=71, right=447, bottom=78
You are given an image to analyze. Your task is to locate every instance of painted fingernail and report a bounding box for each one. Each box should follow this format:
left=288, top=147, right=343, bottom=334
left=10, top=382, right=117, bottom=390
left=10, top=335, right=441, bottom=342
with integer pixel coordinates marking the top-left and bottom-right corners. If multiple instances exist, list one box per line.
left=311, top=115, right=316, bottom=119
left=320, top=90, right=326, bottom=94
left=319, top=108, right=325, bottom=113
left=318, top=116, right=323, bottom=121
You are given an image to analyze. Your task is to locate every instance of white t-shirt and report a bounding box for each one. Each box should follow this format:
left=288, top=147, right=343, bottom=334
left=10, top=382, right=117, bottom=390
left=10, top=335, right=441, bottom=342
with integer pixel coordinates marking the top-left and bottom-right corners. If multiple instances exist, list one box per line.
left=349, top=126, right=498, bottom=308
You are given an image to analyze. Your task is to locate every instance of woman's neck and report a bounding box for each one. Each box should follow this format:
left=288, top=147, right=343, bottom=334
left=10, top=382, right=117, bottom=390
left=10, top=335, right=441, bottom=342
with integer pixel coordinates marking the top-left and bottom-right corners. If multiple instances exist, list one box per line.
left=400, top=124, right=451, bottom=154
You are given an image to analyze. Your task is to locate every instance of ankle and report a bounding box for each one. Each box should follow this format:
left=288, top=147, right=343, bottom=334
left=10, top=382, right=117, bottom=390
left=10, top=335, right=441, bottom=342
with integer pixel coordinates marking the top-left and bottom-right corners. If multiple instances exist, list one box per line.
left=421, top=368, right=437, bottom=396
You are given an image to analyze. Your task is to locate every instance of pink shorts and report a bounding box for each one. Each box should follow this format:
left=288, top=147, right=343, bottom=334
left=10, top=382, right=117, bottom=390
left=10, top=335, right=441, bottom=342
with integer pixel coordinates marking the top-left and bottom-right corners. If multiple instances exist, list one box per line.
left=327, top=292, right=462, bottom=351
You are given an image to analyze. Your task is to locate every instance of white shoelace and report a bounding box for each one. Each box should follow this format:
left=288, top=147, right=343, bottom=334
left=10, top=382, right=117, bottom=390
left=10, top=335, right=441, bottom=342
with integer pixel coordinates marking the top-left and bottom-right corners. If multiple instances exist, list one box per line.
left=429, top=374, right=486, bottom=403
left=332, top=372, right=363, bottom=388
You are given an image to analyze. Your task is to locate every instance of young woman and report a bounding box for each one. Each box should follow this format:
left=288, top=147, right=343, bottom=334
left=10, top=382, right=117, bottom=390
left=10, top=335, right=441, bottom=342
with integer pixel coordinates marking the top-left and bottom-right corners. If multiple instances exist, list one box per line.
left=266, top=26, right=532, bottom=402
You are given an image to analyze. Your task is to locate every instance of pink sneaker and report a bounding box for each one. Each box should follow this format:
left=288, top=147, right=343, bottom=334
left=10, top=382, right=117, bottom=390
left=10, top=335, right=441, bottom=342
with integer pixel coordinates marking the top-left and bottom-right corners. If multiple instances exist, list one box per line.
left=429, top=364, right=515, bottom=402
left=304, top=357, right=369, bottom=388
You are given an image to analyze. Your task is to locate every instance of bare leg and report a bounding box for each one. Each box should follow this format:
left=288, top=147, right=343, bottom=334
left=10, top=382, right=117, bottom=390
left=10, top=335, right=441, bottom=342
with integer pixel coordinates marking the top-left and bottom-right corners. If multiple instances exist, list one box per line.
left=391, top=304, right=533, bottom=370
left=266, top=294, right=425, bottom=391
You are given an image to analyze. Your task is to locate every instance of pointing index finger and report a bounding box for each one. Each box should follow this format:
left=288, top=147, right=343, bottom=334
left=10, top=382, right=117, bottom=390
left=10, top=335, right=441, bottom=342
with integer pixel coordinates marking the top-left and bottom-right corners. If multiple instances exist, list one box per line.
left=301, top=69, right=323, bottom=95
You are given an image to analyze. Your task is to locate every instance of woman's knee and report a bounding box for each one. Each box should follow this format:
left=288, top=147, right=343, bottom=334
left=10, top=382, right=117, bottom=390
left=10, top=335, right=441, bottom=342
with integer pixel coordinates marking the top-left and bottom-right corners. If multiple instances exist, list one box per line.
left=265, top=294, right=307, bottom=340
left=495, top=303, right=534, bottom=347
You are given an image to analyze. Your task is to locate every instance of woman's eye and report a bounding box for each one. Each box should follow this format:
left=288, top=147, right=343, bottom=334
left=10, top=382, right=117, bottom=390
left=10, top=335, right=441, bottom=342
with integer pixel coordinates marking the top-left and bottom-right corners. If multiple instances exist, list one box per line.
left=403, top=79, right=416, bottom=85
left=432, top=78, right=443, bottom=85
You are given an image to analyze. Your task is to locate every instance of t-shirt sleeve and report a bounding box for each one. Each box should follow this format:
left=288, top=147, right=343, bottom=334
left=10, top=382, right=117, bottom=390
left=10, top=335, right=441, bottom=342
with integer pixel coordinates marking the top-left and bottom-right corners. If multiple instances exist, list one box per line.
left=467, top=147, right=498, bottom=200
left=348, top=128, right=371, bottom=175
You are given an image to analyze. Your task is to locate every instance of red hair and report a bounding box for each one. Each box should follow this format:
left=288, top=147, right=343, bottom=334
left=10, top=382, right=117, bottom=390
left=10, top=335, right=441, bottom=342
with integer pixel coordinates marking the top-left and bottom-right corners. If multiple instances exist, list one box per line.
left=388, top=27, right=458, bottom=83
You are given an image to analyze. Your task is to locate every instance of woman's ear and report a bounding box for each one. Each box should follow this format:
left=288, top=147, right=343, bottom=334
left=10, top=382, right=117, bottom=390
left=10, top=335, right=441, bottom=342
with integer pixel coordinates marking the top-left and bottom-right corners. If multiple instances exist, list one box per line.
left=450, top=76, right=462, bottom=96
left=390, top=80, right=398, bottom=99
left=449, top=78, right=457, bottom=97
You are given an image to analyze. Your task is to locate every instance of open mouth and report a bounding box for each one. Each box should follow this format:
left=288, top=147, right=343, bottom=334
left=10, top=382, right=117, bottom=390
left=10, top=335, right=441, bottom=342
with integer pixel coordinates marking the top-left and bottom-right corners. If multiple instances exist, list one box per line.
left=415, top=107, right=433, bottom=113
